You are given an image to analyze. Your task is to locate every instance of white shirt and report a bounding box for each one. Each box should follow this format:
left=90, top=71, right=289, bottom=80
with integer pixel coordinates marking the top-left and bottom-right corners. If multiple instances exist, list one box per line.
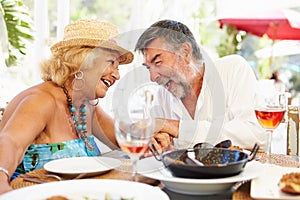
left=151, top=54, right=266, bottom=150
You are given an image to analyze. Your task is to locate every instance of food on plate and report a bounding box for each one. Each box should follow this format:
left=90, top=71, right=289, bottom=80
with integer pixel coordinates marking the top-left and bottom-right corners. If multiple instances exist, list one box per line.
left=278, top=172, right=300, bottom=194
left=45, top=193, right=134, bottom=200
left=173, top=159, right=185, bottom=165
left=46, top=196, right=68, bottom=200
left=228, top=145, right=243, bottom=151
left=105, top=192, right=134, bottom=200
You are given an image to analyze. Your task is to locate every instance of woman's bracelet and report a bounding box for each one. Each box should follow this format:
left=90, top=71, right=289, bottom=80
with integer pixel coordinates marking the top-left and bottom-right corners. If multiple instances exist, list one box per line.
left=0, top=166, right=10, bottom=181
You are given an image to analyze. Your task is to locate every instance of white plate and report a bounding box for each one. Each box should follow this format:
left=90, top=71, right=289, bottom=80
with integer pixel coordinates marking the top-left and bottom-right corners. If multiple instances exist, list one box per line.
left=137, top=156, right=263, bottom=195
left=44, top=156, right=121, bottom=178
left=251, top=164, right=300, bottom=199
left=0, top=179, right=169, bottom=200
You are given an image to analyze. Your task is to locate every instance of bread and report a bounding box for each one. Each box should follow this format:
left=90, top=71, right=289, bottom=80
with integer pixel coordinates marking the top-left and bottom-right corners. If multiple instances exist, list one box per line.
left=46, top=196, right=69, bottom=200
left=278, top=172, right=300, bottom=194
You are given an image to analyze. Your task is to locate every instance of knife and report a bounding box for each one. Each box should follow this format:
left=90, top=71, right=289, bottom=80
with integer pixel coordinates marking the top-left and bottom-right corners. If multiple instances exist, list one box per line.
left=23, top=177, right=48, bottom=184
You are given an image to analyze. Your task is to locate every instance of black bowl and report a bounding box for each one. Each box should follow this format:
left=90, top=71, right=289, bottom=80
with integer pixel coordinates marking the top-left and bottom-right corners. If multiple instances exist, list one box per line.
left=159, top=146, right=258, bottom=179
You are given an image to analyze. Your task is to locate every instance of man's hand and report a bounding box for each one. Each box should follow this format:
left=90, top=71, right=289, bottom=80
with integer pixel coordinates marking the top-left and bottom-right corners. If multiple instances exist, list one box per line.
left=142, top=118, right=180, bottom=158
left=151, top=132, right=174, bottom=152
left=155, top=118, right=179, bottom=138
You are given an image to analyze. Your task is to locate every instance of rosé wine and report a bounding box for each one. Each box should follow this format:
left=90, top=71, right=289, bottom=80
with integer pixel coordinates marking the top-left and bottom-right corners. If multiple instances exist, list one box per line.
left=255, top=109, right=285, bottom=130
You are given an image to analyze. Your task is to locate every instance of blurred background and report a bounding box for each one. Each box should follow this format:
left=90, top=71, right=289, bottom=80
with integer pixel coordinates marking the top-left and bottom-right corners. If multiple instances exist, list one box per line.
left=1, top=0, right=300, bottom=110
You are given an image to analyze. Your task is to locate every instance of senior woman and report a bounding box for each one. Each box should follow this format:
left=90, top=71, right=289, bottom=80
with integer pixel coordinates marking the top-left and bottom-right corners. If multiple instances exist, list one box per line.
left=0, top=19, right=133, bottom=194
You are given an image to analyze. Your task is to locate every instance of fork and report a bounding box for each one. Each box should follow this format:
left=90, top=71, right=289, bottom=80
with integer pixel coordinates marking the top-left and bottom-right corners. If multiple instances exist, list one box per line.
left=21, top=173, right=86, bottom=184
left=20, top=173, right=61, bottom=180
left=20, top=173, right=62, bottom=184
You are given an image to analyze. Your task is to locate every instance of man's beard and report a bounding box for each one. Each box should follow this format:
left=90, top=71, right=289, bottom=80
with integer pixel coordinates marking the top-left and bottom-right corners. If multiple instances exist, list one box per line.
left=157, top=75, right=191, bottom=99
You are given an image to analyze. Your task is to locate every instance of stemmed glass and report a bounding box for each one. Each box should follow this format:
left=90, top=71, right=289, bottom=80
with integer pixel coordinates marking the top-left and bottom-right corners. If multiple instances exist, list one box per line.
left=114, top=106, right=155, bottom=181
left=254, top=91, right=286, bottom=164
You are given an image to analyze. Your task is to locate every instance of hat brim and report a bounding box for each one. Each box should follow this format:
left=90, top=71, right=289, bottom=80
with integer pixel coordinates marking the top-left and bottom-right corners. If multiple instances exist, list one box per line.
left=50, top=38, right=134, bottom=65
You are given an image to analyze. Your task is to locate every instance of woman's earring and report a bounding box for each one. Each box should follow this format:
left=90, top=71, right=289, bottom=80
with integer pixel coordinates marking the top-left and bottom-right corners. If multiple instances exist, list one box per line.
left=88, top=99, right=99, bottom=106
left=72, top=71, right=86, bottom=91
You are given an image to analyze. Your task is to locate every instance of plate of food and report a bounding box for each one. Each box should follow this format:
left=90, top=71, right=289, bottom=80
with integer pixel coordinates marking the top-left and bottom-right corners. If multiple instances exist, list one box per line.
left=0, top=179, right=169, bottom=200
left=137, top=156, right=263, bottom=195
left=251, top=164, right=300, bottom=199
left=44, top=156, right=121, bottom=178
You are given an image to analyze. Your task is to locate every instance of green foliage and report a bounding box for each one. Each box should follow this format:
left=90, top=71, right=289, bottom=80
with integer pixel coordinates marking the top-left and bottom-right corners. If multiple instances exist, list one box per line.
left=192, top=1, right=247, bottom=58
left=192, top=0, right=221, bottom=50
left=0, top=0, right=34, bottom=66
left=44, top=0, right=133, bottom=39
left=258, top=58, right=271, bottom=79
left=70, top=0, right=132, bottom=28
left=216, top=25, right=246, bottom=57
left=290, top=73, right=300, bottom=91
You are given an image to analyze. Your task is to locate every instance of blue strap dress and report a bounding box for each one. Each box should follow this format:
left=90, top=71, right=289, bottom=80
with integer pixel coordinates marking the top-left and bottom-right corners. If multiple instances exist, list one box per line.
left=12, top=136, right=100, bottom=180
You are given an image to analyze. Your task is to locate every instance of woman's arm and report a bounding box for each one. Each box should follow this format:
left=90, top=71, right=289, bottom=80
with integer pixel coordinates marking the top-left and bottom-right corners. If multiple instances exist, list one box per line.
left=0, top=92, right=54, bottom=194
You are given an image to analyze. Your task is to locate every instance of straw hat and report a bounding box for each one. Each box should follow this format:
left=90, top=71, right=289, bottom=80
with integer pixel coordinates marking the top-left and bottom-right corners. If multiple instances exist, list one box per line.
left=50, top=19, right=134, bottom=64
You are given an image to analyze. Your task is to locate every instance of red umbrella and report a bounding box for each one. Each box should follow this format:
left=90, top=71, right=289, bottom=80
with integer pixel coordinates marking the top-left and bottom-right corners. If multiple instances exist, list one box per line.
left=218, top=8, right=300, bottom=40
left=218, top=8, right=300, bottom=68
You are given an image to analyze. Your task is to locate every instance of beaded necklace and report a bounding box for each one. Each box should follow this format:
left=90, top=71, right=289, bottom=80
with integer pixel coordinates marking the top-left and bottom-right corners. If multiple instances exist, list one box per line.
left=61, top=85, right=94, bottom=151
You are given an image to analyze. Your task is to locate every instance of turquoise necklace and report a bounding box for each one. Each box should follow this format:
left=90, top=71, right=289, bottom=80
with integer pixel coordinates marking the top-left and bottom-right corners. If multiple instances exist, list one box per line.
left=61, top=85, right=94, bottom=151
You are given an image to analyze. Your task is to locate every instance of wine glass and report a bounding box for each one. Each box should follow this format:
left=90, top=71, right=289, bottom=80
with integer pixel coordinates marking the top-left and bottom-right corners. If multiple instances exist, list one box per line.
left=254, top=91, right=286, bottom=164
left=114, top=106, right=155, bottom=181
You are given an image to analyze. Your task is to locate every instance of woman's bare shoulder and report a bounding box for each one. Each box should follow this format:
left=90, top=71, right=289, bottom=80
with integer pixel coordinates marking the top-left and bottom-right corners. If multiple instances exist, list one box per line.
left=5, top=82, right=60, bottom=114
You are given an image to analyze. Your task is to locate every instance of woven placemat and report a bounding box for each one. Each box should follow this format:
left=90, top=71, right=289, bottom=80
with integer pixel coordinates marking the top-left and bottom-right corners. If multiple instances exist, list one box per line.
left=232, top=153, right=300, bottom=200
left=256, top=153, right=300, bottom=168
left=10, top=158, right=158, bottom=190
left=11, top=168, right=54, bottom=189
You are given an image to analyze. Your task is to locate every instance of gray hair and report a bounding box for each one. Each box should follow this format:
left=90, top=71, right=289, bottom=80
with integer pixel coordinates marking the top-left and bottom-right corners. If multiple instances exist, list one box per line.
left=135, top=20, right=202, bottom=61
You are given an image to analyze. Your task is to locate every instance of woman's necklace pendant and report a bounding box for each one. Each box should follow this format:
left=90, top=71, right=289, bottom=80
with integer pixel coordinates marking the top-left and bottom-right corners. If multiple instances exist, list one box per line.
left=61, top=85, right=94, bottom=151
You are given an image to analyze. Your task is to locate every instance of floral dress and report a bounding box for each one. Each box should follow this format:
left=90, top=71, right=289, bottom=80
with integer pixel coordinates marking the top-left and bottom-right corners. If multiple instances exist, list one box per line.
left=12, top=136, right=100, bottom=180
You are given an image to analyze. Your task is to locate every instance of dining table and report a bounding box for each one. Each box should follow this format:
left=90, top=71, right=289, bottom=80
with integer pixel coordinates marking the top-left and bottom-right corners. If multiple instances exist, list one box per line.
left=9, top=151, right=300, bottom=200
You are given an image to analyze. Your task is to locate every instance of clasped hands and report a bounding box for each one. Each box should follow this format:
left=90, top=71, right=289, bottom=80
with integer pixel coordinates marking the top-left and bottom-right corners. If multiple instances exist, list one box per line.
left=146, top=118, right=180, bottom=156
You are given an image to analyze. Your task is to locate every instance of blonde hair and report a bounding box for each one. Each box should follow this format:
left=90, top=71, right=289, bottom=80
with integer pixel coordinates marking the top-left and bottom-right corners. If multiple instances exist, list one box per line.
left=40, top=46, right=94, bottom=85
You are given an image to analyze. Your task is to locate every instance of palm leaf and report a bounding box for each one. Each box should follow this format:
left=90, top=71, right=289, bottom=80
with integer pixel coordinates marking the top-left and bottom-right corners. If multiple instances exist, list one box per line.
left=0, top=0, right=34, bottom=66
